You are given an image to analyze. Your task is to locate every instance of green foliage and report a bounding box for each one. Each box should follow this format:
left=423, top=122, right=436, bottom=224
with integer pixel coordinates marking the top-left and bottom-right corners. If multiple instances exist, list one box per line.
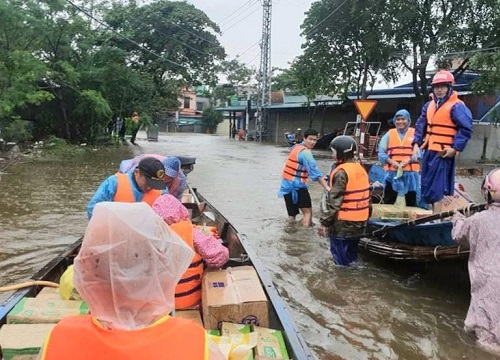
left=201, top=107, right=223, bottom=134
left=300, top=0, right=499, bottom=101
left=471, top=53, right=500, bottom=95
left=0, top=0, right=225, bottom=144
left=40, top=135, right=90, bottom=157
left=1, top=118, right=32, bottom=143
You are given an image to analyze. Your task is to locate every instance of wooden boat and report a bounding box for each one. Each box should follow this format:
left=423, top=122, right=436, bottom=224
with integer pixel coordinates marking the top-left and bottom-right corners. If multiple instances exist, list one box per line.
left=357, top=201, right=486, bottom=262
left=0, top=189, right=314, bottom=359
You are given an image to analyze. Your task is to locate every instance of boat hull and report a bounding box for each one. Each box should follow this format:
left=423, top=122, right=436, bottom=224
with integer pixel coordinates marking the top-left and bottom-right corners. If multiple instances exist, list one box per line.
left=0, top=190, right=315, bottom=359
left=367, top=219, right=455, bottom=247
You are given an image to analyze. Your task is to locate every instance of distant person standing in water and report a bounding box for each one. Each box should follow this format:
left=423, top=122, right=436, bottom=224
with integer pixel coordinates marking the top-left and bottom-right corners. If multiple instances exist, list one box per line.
left=278, top=128, right=330, bottom=227
left=130, top=111, right=140, bottom=145
left=412, top=70, right=473, bottom=212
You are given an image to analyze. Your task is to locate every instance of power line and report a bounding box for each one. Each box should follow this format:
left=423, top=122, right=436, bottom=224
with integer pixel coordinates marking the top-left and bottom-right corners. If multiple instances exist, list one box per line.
left=221, top=5, right=262, bottom=34
left=65, top=0, right=187, bottom=69
left=218, top=0, right=260, bottom=27
left=219, top=0, right=261, bottom=29
left=145, top=7, right=222, bottom=48
left=303, top=0, right=349, bottom=36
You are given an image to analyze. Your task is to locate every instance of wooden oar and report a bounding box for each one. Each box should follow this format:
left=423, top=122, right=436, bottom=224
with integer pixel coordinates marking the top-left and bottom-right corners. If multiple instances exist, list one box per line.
left=0, top=280, right=59, bottom=293
left=346, top=202, right=487, bottom=241
left=186, top=183, right=216, bottom=221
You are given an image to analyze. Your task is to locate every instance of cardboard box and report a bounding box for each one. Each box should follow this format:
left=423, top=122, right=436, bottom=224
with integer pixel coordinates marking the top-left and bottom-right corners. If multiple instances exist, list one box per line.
left=34, top=287, right=61, bottom=301
left=221, top=322, right=251, bottom=336
left=175, top=309, right=204, bottom=327
left=435, top=183, right=474, bottom=213
left=7, top=298, right=88, bottom=324
left=253, top=326, right=289, bottom=360
left=0, top=323, right=55, bottom=360
left=202, top=266, right=269, bottom=330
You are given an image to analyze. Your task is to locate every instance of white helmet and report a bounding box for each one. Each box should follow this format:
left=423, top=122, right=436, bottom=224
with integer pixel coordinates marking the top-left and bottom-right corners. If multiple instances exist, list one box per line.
left=482, top=168, right=500, bottom=203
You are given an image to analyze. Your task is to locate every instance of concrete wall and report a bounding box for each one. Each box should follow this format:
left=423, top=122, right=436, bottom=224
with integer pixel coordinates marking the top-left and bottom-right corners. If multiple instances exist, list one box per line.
left=459, top=123, right=500, bottom=161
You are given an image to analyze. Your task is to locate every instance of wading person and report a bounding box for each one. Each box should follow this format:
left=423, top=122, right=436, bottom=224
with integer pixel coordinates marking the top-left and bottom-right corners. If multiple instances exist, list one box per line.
left=412, top=70, right=473, bottom=212
left=40, top=202, right=224, bottom=359
left=87, top=157, right=166, bottom=218
left=378, top=109, right=420, bottom=206
left=319, top=136, right=370, bottom=266
left=278, top=128, right=330, bottom=227
left=452, top=168, right=500, bottom=356
left=130, top=111, right=140, bottom=145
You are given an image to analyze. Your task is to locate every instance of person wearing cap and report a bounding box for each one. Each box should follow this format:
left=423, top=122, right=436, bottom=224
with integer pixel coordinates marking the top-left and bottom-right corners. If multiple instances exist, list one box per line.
left=87, top=157, right=167, bottom=219
left=118, top=154, right=187, bottom=201
left=40, top=202, right=225, bottom=360
left=411, top=70, right=473, bottom=212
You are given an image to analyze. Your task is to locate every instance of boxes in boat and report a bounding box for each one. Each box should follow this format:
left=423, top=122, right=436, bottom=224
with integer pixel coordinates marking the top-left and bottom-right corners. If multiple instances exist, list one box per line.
left=7, top=298, right=88, bottom=324
left=253, top=326, right=290, bottom=360
left=202, top=266, right=269, bottom=330
left=0, top=323, right=55, bottom=360
left=34, top=287, right=61, bottom=301
left=371, top=204, right=432, bottom=220
left=221, top=322, right=251, bottom=336
left=175, top=309, right=204, bottom=327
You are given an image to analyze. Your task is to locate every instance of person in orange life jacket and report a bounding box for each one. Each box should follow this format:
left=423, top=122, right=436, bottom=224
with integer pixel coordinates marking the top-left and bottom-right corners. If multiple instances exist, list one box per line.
left=39, top=202, right=225, bottom=360
left=119, top=154, right=188, bottom=201
left=87, top=157, right=167, bottom=219
left=378, top=109, right=420, bottom=207
left=152, top=194, right=229, bottom=310
left=411, top=70, right=473, bottom=211
left=318, top=136, right=370, bottom=266
left=278, top=128, right=330, bottom=227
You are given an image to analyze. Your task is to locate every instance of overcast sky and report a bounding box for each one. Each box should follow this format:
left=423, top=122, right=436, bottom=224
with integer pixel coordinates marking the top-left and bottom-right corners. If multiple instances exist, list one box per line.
left=185, top=0, right=315, bottom=70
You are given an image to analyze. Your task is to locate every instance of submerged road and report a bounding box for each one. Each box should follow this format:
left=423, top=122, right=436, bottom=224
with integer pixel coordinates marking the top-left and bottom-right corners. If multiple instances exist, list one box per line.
left=0, top=132, right=492, bottom=359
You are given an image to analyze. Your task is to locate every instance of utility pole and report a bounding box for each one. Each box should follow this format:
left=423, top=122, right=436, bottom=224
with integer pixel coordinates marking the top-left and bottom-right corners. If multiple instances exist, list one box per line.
left=256, top=0, right=272, bottom=142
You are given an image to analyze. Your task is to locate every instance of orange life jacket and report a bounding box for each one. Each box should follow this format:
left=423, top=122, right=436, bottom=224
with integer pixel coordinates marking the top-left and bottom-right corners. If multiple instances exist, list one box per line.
left=423, top=92, right=462, bottom=152
left=113, top=172, right=161, bottom=206
left=329, top=162, right=370, bottom=222
left=42, top=315, right=207, bottom=360
left=384, top=128, right=420, bottom=172
left=170, top=219, right=204, bottom=310
left=281, top=144, right=308, bottom=183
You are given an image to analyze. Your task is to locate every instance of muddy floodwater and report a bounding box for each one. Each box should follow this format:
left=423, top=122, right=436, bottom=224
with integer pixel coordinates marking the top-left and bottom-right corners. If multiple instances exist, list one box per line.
left=0, top=132, right=496, bottom=359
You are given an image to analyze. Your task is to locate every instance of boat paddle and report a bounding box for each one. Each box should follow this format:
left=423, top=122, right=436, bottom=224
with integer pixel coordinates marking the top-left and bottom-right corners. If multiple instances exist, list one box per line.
left=186, top=183, right=216, bottom=221
left=345, top=202, right=488, bottom=241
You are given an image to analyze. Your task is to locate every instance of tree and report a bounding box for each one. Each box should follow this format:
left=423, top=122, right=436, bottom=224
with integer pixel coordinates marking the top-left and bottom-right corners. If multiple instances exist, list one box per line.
left=201, top=106, right=223, bottom=133
left=300, top=0, right=399, bottom=99
left=213, top=57, right=256, bottom=105
left=388, top=0, right=499, bottom=103
left=299, top=0, right=499, bottom=103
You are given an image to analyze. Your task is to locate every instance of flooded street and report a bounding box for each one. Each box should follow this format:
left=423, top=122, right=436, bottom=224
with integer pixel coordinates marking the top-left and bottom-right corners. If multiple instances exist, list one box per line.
left=0, top=132, right=496, bottom=359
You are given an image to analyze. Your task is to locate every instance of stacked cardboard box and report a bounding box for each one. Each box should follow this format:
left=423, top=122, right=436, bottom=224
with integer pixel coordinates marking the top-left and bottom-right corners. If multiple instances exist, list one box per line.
left=202, top=266, right=269, bottom=330
left=0, top=323, right=55, bottom=360
left=7, top=297, right=88, bottom=324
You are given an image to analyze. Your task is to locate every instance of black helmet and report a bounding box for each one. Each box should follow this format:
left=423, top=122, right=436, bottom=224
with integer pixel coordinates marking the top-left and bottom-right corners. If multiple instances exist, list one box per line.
left=329, top=135, right=357, bottom=162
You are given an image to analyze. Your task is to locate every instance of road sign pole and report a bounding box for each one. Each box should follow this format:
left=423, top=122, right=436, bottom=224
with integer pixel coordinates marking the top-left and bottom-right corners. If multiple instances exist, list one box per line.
left=353, top=100, right=378, bottom=159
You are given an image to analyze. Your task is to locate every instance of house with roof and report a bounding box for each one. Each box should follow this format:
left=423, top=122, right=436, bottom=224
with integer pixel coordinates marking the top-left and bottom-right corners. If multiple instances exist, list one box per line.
left=169, top=87, right=211, bottom=133
left=215, top=70, right=500, bottom=160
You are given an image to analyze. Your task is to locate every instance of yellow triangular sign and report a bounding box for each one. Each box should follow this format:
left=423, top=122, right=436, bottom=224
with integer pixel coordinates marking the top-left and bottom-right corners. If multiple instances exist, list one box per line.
left=353, top=100, right=378, bottom=121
